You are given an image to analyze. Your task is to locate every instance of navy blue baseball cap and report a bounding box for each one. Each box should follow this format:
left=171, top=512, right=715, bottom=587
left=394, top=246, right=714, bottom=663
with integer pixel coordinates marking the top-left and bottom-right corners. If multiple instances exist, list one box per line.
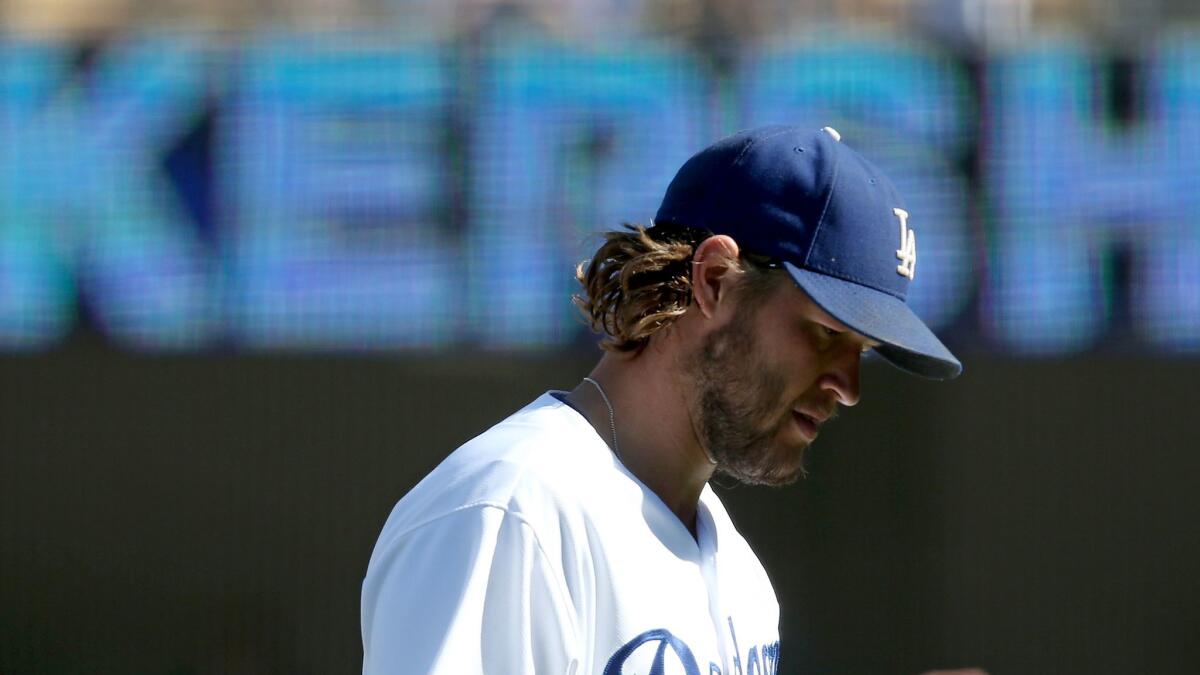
left=655, top=125, right=962, bottom=380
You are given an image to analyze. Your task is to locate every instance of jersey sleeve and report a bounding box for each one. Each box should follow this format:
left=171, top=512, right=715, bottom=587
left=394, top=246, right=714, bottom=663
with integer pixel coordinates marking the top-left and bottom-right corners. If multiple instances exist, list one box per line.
left=361, top=505, right=581, bottom=675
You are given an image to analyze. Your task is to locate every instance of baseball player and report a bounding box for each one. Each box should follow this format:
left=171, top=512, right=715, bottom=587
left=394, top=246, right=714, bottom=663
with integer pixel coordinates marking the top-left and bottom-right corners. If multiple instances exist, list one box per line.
left=361, top=125, right=972, bottom=674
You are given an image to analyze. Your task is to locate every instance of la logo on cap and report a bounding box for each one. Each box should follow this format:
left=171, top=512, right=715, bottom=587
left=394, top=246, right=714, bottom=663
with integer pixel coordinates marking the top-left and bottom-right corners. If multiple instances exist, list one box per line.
left=894, top=207, right=916, bottom=280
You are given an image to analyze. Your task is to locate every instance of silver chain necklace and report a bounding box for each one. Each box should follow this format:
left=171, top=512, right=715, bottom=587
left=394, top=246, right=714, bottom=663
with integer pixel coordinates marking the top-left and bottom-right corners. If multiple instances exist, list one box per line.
left=580, top=377, right=718, bottom=467
left=582, top=377, right=620, bottom=459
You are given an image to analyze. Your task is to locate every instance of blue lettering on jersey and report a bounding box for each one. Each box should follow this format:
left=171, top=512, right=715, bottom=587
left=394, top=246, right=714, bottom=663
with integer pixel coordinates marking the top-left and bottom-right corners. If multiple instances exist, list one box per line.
left=605, top=621, right=779, bottom=675
left=603, top=628, right=702, bottom=675
left=728, top=617, right=742, bottom=675
left=759, top=641, right=780, bottom=675
left=726, top=616, right=780, bottom=675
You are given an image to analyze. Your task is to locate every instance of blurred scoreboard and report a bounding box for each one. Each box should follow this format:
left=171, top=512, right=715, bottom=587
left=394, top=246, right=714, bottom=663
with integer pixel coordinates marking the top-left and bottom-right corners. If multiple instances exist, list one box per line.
left=2, top=30, right=1199, bottom=354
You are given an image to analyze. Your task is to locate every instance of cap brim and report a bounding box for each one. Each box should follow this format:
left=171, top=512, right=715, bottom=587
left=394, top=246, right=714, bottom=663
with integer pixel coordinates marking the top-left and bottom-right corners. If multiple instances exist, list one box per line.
left=783, top=262, right=963, bottom=380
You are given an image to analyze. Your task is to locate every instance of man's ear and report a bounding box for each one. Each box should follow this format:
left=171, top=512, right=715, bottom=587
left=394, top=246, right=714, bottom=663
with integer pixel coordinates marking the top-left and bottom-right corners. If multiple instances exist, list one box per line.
left=691, top=235, right=742, bottom=319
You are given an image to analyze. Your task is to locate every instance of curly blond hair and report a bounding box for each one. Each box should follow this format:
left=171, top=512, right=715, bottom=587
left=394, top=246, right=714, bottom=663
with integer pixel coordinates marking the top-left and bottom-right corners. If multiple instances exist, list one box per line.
left=573, top=223, right=781, bottom=353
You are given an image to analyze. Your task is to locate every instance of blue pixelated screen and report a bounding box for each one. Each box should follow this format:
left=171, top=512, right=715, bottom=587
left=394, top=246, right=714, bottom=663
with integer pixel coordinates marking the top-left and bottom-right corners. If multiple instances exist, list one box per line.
left=3, top=28, right=1200, bottom=355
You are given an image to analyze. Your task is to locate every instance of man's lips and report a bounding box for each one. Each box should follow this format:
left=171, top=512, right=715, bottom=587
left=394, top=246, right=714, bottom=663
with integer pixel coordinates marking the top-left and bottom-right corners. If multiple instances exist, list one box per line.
left=791, top=407, right=836, bottom=441
left=797, top=408, right=833, bottom=424
left=791, top=410, right=821, bottom=440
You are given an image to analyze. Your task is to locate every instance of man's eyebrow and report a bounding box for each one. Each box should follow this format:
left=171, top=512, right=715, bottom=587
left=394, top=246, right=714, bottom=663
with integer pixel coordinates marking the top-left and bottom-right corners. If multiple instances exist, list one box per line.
left=829, top=318, right=881, bottom=348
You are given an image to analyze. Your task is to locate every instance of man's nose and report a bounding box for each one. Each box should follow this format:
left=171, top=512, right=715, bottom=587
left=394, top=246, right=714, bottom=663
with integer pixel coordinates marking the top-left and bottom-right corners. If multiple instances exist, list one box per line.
left=819, top=346, right=862, bottom=407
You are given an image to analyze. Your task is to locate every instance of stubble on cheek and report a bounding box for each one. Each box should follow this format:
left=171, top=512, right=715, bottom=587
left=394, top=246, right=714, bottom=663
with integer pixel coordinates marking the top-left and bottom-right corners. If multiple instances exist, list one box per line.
left=690, top=320, right=805, bottom=486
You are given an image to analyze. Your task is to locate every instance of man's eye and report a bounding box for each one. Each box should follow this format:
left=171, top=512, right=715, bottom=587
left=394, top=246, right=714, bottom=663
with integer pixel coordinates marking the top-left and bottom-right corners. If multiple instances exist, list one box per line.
left=823, top=326, right=843, bottom=337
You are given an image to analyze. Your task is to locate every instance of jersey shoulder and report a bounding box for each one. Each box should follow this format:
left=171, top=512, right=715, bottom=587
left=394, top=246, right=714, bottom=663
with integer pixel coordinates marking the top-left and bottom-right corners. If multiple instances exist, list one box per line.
left=372, top=392, right=614, bottom=550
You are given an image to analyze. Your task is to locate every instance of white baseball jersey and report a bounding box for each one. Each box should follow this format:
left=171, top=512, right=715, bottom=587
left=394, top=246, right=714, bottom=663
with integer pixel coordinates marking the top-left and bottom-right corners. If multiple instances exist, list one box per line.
left=361, top=392, right=781, bottom=675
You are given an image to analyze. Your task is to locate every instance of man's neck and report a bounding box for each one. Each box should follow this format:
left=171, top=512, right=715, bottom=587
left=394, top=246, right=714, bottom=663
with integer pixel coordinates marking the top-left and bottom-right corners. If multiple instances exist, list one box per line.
left=566, top=351, right=714, bottom=537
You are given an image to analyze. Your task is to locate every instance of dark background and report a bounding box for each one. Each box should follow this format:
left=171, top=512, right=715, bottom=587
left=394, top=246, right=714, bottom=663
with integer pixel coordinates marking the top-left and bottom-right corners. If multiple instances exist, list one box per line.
left=4, top=348, right=1197, bottom=675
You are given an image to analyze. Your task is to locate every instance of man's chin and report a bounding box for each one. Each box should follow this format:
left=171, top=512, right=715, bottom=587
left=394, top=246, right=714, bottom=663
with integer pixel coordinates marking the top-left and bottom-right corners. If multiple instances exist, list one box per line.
left=715, top=448, right=808, bottom=486
left=758, top=462, right=808, bottom=486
